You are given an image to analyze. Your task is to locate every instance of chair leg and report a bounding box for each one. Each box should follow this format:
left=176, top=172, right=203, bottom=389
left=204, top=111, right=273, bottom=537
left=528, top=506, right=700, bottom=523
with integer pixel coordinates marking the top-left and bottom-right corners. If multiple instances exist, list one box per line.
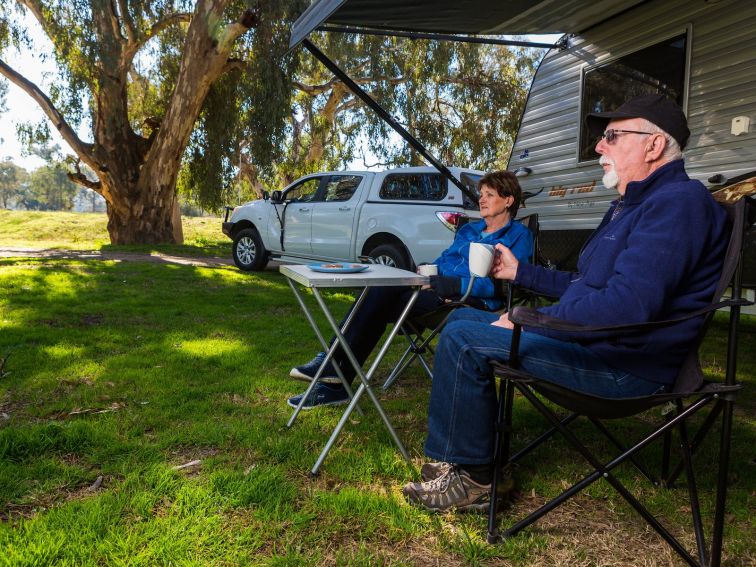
left=487, top=377, right=514, bottom=543
left=661, top=410, right=673, bottom=486
left=676, top=400, right=708, bottom=566
left=589, top=417, right=660, bottom=486
left=710, top=397, right=735, bottom=567
left=667, top=400, right=723, bottom=486
left=382, top=326, right=432, bottom=390
left=510, top=412, right=579, bottom=465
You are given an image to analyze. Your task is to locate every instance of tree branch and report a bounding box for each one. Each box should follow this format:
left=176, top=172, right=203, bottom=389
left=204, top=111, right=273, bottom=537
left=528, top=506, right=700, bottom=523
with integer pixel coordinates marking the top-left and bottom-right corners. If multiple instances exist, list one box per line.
left=294, top=75, right=407, bottom=98
left=124, top=12, right=192, bottom=62
left=293, top=78, right=339, bottom=96
left=217, top=8, right=259, bottom=52
left=0, top=57, right=96, bottom=167
left=106, top=0, right=125, bottom=42
left=67, top=171, right=101, bottom=191
left=116, top=0, right=136, bottom=43
left=16, top=0, right=46, bottom=29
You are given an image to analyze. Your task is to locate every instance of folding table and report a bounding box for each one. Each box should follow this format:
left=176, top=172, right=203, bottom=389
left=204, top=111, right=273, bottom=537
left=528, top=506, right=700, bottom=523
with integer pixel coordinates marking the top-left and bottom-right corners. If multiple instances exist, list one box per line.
left=280, top=263, right=428, bottom=475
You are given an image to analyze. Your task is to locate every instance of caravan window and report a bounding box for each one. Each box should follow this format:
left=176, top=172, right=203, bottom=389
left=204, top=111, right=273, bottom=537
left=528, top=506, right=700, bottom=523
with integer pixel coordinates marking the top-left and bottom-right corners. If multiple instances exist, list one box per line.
left=579, top=33, right=688, bottom=162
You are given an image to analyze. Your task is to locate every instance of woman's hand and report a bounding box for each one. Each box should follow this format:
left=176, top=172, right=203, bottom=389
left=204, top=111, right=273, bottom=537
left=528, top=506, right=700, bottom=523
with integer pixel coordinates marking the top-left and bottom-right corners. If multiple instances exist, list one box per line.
left=491, top=244, right=519, bottom=281
left=491, top=312, right=514, bottom=329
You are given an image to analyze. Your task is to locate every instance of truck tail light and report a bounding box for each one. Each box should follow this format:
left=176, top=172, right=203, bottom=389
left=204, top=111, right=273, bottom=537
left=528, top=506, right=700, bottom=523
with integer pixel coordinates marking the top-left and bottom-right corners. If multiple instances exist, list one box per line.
left=435, top=211, right=470, bottom=232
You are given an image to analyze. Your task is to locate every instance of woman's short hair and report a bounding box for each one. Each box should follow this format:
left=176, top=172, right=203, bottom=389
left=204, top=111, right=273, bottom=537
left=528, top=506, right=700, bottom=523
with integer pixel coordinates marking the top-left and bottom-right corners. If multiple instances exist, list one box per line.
left=477, top=170, right=522, bottom=218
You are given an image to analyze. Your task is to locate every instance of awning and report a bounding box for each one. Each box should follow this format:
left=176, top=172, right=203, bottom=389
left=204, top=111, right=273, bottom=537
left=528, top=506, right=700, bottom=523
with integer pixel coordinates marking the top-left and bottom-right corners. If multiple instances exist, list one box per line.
left=290, top=0, right=646, bottom=48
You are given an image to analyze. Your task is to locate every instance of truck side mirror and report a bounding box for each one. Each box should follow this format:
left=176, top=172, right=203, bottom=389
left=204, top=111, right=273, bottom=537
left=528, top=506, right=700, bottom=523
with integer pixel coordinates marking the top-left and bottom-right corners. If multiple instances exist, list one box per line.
left=270, top=190, right=282, bottom=203
left=262, top=190, right=270, bottom=200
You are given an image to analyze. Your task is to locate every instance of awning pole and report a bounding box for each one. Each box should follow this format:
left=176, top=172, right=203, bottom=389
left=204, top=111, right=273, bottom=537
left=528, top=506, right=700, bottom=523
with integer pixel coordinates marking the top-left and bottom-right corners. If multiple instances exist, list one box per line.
left=302, top=39, right=478, bottom=204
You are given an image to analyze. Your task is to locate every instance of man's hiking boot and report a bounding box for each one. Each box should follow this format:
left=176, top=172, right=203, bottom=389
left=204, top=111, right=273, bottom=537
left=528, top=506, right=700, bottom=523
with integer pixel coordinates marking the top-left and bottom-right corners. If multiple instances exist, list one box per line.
left=289, top=352, right=341, bottom=385
left=420, top=461, right=453, bottom=482
left=402, top=465, right=490, bottom=513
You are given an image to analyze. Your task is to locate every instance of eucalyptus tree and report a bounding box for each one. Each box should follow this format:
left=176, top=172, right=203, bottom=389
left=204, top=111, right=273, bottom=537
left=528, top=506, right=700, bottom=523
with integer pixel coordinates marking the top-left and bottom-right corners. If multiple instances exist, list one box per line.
left=188, top=32, right=540, bottom=208
left=271, top=32, right=539, bottom=185
left=0, top=0, right=305, bottom=243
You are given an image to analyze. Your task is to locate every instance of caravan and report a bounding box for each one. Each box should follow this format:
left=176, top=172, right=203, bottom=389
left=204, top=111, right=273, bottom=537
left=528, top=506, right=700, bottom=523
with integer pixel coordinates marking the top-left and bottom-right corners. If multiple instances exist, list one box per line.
left=506, top=0, right=756, bottom=275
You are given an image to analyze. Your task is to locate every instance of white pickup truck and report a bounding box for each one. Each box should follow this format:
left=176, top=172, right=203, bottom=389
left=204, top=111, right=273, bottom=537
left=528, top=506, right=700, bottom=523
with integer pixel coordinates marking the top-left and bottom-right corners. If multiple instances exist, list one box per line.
left=222, top=166, right=483, bottom=271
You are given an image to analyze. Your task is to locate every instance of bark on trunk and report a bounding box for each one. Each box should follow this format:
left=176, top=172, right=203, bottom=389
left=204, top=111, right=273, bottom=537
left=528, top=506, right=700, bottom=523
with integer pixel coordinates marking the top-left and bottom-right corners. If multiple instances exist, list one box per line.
left=105, top=192, right=184, bottom=244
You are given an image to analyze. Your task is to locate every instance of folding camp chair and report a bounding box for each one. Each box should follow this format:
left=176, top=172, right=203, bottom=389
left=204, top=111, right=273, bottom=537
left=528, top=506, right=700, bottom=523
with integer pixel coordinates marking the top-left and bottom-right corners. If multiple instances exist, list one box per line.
left=381, top=262, right=481, bottom=390
left=486, top=196, right=755, bottom=567
left=381, top=214, right=540, bottom=391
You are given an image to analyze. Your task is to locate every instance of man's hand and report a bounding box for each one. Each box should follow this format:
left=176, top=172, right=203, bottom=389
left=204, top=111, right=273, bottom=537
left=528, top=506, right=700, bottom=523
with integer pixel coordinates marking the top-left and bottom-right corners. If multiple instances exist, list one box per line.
left=491, top=312, right=514, bottom=329
left=491, top=244, right=519, bottom=281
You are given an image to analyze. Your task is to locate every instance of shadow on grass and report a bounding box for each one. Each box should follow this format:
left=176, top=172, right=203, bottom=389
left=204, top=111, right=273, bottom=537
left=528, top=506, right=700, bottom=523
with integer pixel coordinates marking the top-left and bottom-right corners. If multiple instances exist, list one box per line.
left=100, top=241, right=230, bottom=258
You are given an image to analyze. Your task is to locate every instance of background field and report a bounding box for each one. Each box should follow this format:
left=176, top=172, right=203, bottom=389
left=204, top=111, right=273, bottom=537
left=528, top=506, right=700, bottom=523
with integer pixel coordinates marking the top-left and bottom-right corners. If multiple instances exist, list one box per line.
left=0, top=210, right=228, bottom=257
left=0, top=212, right=754, bottom=565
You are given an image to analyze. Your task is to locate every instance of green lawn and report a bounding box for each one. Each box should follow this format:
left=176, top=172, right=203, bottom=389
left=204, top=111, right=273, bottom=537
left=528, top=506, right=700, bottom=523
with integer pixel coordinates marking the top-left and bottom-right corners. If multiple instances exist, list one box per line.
left=0, top=255, right=753, bottom=566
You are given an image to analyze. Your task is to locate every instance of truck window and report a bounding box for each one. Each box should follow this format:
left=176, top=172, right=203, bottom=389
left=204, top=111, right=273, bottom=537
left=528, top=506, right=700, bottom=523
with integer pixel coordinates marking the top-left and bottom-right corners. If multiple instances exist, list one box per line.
left=578, top=33, right=688, bottom=162
left=285, top=177, right=321, bottom=202
left=379, top=173, right=447, bottom=201
left=323, top=175, right=362, bottom=202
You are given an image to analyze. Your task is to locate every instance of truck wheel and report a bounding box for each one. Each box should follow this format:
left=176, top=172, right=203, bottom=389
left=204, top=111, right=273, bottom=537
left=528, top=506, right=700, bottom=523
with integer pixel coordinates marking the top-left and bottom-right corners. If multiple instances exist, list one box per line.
left=367, top=243, right=410, bottom=270
left=233, top=228, right=269, bottom=271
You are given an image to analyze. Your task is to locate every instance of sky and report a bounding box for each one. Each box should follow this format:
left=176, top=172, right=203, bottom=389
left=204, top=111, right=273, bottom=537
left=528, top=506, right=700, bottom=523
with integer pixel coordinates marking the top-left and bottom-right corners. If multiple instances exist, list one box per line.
left=0, top=13, right=561, bottom=173
left=0, top=10, right=64, bottom=171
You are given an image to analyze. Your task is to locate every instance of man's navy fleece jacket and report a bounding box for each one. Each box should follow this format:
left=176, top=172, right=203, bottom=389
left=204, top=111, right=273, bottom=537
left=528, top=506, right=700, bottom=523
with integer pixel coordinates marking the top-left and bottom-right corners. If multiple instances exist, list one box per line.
left=514, top=159, right=728, bottom=386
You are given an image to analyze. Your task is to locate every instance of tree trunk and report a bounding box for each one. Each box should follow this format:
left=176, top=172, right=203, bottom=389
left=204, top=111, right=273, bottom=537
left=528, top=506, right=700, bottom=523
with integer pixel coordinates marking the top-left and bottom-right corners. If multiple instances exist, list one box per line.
left=105, top=190, right=184, bottom=244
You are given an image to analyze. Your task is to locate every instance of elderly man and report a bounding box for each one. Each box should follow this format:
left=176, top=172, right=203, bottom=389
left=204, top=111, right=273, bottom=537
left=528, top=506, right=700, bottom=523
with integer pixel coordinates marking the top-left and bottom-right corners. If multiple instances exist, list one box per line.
left=403, top=94, right=729, bottom=513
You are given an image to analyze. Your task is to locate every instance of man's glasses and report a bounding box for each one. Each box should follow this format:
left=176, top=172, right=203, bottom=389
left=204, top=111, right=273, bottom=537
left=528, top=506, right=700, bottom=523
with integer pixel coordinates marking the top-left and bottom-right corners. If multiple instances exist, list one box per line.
left=601, top=129, right=654, bottom=143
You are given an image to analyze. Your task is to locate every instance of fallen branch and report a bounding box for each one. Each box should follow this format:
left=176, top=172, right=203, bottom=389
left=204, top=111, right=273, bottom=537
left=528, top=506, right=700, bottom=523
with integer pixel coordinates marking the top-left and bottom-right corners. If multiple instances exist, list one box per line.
left=172, top=459, right=202, bottom=471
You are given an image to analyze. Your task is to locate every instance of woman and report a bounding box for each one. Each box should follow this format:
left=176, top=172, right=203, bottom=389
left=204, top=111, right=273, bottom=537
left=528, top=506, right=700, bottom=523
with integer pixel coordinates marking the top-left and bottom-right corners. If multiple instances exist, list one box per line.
left=287, top=170, right=534, bottom=409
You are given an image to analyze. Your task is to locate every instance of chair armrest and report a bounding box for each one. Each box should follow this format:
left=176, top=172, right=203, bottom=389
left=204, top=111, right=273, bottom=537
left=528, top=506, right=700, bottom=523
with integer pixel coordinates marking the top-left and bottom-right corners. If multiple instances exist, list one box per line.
left=509, top=298, right=753, bottom=334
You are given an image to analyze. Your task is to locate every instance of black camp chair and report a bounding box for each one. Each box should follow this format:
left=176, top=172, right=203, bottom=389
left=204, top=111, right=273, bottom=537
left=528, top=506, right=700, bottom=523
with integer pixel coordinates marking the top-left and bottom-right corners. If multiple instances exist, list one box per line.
left=381, top=214, right=540, bottom=391
left=486, top=196, right=755, bottom=567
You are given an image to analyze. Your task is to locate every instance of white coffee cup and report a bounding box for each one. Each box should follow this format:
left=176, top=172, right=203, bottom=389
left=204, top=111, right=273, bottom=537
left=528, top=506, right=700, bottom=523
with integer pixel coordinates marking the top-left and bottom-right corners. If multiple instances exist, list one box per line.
left=417, top=264, right=438, bottom=276
left=469, top=243, right=495, bottom=277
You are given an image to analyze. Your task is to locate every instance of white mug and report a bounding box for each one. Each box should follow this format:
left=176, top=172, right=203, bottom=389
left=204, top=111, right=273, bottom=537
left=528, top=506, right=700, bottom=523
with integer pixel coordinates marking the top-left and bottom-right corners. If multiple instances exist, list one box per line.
left=417, top=264, right=438, bottom=276
left=469, top=243, right=495, bottom=277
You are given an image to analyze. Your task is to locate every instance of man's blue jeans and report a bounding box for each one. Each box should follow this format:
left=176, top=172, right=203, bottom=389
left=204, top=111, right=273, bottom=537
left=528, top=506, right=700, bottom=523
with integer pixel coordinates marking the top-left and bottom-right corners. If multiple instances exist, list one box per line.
left=424, top=308, right=666, bottom=465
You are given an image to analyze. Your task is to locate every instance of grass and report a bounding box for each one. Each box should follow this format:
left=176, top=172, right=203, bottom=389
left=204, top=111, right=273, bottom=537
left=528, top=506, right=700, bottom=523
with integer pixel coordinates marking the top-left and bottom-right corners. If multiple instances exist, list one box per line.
left=0, top=212, right=754, bottom=565
left=0, top=209, right=229, bottom=257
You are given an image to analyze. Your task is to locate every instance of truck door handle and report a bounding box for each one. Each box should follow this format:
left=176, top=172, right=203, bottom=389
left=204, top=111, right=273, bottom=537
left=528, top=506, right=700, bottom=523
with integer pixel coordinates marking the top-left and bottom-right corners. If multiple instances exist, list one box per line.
left=339, top=207, right=351, bottom=211
left=297, top=207, right=310, bottom=212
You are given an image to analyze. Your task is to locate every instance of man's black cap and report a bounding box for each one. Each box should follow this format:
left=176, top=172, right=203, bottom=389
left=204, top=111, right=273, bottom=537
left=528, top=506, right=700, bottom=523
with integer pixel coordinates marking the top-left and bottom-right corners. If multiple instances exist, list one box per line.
left=586, top=94, right=690, bottom=149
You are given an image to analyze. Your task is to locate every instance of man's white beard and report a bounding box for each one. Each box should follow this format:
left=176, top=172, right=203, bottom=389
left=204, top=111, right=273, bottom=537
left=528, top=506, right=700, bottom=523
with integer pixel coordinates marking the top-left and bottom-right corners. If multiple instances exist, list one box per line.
left=600, top=156, right=620, bottom=190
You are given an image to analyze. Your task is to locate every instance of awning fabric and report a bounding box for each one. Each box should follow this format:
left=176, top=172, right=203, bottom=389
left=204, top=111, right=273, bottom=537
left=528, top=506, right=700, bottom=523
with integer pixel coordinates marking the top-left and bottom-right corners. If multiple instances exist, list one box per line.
left=290, top=0, right=645, bottom=48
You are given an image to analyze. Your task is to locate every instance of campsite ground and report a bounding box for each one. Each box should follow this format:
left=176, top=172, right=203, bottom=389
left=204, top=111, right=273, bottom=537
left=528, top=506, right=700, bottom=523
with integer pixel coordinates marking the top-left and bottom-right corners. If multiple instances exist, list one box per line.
left=0, top=210, right=754, bottom=565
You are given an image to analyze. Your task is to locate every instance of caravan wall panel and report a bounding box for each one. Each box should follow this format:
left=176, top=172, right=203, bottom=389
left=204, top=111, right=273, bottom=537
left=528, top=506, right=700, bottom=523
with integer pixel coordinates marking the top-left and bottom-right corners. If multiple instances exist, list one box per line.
left=508, top=0, right=756, bottom=279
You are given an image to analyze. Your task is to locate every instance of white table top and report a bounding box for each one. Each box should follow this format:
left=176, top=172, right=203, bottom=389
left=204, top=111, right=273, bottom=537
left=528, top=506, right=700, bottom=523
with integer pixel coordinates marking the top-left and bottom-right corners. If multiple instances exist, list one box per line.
left=280, top=263, right=428, bottom=288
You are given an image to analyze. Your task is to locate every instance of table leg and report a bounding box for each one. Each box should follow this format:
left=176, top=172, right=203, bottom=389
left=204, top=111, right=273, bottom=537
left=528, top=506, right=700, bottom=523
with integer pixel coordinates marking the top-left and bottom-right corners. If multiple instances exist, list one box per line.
left=286, top=280, right=367, bottom=427
left=309, top=288, right=421, bottom=475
